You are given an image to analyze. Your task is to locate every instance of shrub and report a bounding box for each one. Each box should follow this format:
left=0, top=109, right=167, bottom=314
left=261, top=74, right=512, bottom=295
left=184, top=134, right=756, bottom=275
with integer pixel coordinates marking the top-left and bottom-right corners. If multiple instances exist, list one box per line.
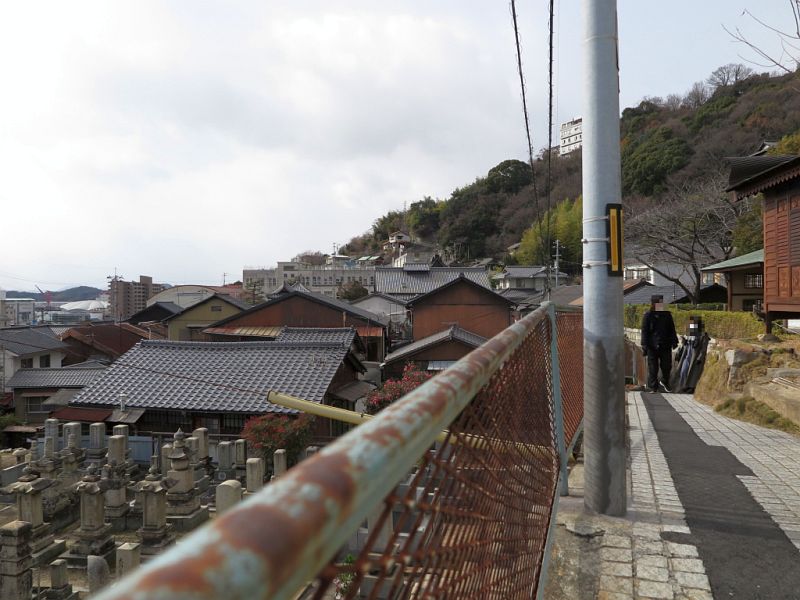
left=624, top=305, right=764, bottom=339
left=242, top=414, right=316, bottom=467
left=366, top=364, right=433, bottom=415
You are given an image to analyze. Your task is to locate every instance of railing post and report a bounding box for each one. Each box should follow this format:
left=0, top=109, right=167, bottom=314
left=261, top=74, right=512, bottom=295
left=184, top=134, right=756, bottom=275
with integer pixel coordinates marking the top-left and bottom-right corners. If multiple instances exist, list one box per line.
left=544, top=302, right=569, bottom=496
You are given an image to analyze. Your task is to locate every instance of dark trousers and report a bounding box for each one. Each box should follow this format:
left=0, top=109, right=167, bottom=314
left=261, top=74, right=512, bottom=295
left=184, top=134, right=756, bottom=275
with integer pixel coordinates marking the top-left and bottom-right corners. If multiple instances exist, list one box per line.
left=646, top=346, right=672, bottom=391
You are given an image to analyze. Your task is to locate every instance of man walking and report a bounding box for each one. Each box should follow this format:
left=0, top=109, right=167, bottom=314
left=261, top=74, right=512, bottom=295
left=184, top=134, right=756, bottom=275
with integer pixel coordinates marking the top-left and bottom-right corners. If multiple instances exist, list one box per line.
left=641, top=295, right=678, bottom=393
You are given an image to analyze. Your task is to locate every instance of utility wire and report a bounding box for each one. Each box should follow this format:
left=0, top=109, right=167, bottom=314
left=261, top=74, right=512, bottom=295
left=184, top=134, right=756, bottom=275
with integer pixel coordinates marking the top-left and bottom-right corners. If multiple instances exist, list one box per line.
left=510, top=0, right=540, bottom=211
left=544, top=0, right=556, bottom=300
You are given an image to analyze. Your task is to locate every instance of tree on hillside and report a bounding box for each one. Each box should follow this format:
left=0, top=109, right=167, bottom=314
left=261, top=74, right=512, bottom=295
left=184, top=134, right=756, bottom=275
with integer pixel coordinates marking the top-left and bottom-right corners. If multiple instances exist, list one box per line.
left=625, top=172, right=755, bottom=304
left=338, top=280, right=369, bottom=301
left=518, top=197, right=582, bottom=274
left=682, top=82, right=711, bottom=109
left=407, top=197, right=444, bottom=240
left=707, top=64, right=754, bottom=89
left=485, top=159, right=533, bottom=194
left=725, top=1, right=800, bottom=73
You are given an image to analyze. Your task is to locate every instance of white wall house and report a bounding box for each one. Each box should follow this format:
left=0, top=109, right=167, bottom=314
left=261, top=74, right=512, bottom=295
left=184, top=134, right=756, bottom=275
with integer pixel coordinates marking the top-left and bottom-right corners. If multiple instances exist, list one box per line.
left=559, top=118, right=583, bottom=155
left=624, top=263, right=715, bottom=288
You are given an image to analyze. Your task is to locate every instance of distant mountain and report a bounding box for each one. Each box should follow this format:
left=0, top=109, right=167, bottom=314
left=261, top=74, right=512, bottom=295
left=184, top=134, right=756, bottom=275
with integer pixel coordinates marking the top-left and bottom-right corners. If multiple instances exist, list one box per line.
left=6, top=286, right=103, bottom=302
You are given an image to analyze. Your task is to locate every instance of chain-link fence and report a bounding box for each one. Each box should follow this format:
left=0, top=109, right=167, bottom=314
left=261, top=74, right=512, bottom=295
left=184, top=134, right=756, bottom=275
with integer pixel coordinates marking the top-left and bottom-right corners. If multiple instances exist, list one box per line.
left=99, top=304, right=584, bottom=600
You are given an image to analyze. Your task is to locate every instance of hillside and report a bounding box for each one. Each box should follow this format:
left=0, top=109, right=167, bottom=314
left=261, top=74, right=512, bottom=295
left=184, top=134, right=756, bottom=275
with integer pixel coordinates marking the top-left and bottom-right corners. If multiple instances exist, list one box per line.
left=5, top=286, right=103, bottom=302
left=339, top=68, right=800, bottom=268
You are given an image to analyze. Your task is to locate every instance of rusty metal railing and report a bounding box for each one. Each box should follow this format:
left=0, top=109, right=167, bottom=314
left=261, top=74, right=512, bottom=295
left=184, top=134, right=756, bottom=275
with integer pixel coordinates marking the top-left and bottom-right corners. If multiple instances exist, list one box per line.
left=97, top=303, right=584, bottom=600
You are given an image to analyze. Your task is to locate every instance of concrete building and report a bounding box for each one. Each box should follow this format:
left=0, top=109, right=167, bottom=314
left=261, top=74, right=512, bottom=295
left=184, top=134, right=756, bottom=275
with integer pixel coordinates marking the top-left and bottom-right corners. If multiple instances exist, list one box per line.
left=4, top=298, right=36, bottom=326
left=109, top=275, right=167, bottom=321
left=559, top=117, right=583, bottom=155
left=243, top=262, right=376, bottom=299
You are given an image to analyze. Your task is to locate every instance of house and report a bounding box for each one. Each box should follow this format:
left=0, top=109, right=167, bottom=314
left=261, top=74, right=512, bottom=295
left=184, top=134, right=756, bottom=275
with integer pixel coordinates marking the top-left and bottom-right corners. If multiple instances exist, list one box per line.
left=59, top=322, right=152, bottom=364
left=391, top=242, right=438, bottom=267
left=350, top=293, right=409, bottom=338
left=701, top=249, right=765, bottom=312
left=727, top=154, right=800, bottom=331
left=623, top=261, right=716, bottom=288
left=375, top=265, right=491, bottom=303
left=7, top=363, right=107, bottom=425
left=492, top=266, right=567, bottom=291
left=146, top=284, right=247, bottom=310
left=161, top=294, right=248, bottom=341
left=203, top=289, right=388, bottom=361
left=128, top=295, right=248, bottom=341
left=382, top=326, right=486, bottom=379
left=406, top=275, right=514, bottom=341
left=0, top=327, right=71, bottom=392
left=70, top=339, right=366, bottom=442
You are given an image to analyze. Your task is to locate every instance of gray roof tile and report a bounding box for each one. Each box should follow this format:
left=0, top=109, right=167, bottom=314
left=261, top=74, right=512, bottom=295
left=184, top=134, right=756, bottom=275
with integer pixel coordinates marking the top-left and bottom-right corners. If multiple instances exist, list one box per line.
left=7, top=367, right=106, bottom=389
left=0, top=327, right=70, bottom=356
left=71, top=340, right=354, bottom=414
left=276, top=327, right=357, bottom=347
left=375, top=267, right=490, bottom=298
left=384, top=326, right=486, bottom=364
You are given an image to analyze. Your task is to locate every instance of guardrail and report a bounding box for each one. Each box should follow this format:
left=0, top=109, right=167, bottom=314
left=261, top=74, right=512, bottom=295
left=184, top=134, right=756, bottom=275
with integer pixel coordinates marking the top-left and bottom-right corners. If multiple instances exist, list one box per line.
left=97, top=302, right=584, bottom=600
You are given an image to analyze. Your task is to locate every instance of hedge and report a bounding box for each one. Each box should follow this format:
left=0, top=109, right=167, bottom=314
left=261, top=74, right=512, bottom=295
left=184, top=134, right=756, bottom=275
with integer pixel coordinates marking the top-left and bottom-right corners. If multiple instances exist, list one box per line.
left=623, top=305, right=764, bottom=340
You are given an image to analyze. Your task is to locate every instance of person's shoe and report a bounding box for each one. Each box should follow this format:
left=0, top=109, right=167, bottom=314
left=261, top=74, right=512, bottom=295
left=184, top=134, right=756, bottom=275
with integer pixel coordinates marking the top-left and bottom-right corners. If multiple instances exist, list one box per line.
left=660, top=382, right=671, bottom=393
left=646, top=388, right=658, bottom=394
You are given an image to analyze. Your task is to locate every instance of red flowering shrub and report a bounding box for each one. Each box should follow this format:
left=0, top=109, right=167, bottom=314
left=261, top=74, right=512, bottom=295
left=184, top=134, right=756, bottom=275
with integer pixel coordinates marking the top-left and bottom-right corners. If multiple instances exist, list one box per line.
left=242, top=413, right=315, bottom=467
left=366, top=363, right=433, bottom=415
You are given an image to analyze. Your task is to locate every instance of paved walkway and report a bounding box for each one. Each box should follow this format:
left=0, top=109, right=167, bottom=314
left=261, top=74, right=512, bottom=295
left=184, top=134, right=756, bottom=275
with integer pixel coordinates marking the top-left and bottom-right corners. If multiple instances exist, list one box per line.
left=548, top=392, right=800, bottom=600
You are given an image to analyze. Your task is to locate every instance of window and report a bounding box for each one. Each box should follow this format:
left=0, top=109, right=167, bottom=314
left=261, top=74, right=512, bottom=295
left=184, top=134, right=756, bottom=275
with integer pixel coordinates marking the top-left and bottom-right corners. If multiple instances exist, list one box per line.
left=21, top=358, right=33, bottom=369
left=744, top=273, right=763, bottom=289
left=211, top=305, right=223, bottom=312
left=26, top=396, right=49, bottom=414
left=39, top=355, right=50, bottom=368
left=222, top=413, right=247, bottom=434
left=743, top=298, right=763, bottom=312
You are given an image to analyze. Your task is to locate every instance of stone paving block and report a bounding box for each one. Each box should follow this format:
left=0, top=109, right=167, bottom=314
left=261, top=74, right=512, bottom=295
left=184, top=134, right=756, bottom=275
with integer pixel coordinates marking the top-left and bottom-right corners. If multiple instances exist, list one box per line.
left=661, top=524, right=690, bottom=534
left=597, top=592, right=631, bottom=600
left=637, top=555, right=668, bottom=569
left=637, top=579, right=674, bottom=599
left=665, top=542, right=698, bottom=557
left=599, top=575, right=633, bottom=596
left=670, top=558, right=705, bottom=574
left=601, top=561, right=632, bottom=577
left=635, top=540, right=665, bottom=555
left=602, top=534, right=632, bottom=549
left=637, top=564, right=669, bottom=582
left=674, top=571, right=711, bottom=590
left=678, top=588, right=714, bottom=600
left=600, top=547, right=632, bottom=563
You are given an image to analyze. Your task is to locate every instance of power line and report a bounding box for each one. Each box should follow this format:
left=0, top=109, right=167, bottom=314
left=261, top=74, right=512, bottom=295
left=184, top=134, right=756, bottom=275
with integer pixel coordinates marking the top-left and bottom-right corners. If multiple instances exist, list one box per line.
left=509, top=0, right=540, bottom=209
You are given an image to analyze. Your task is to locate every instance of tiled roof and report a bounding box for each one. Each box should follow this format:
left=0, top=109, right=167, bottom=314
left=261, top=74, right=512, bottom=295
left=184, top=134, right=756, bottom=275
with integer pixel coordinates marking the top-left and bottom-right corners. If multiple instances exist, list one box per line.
left=61, top=323, right=148, bottom=357
left=498, top=288, right=543, bottom=306
left=212, top=289, right=389, bottom=328
left=127, top=302, right=183, bottom=324
left=375, top=267, right=491, bottom=298
left=351, top=292, right=408, bottom=306
left=406, top=274, right=514, bottom=307
left=7, top=366, right=106, bottom=389
left=275, top=327, right=358, bottom=348
left=726, top=155, right=800, bottom=193
left=701, top=249, right=764, bottom=272
left=384, top=326, right=486, bottom=364
left=0, top=327, right=70, bottom=357
left=495, top=266, right=548, bottom=279
left=50, top=407, right=113, bottom=422
left=71, top=340, right=357, bottom=414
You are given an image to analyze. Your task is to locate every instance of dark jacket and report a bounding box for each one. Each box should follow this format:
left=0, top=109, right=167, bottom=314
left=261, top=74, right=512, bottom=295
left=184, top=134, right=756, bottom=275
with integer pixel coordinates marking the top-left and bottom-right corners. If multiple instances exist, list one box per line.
left=641, top=310, right=678, bottom=352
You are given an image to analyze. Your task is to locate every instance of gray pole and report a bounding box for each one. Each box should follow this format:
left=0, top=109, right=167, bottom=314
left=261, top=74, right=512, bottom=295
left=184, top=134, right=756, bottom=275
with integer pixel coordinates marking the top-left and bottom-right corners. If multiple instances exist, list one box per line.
left=582, top=0, right=626, bottom=516
left=554, top=239, right=560, bottom=289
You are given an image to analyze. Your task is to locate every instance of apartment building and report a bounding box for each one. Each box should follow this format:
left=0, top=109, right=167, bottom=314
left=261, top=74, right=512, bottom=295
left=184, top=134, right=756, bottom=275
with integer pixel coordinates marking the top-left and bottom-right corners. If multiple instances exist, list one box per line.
left=109, top=275, right=167, bottom=321
left=244, top=261, right=376, bottom=299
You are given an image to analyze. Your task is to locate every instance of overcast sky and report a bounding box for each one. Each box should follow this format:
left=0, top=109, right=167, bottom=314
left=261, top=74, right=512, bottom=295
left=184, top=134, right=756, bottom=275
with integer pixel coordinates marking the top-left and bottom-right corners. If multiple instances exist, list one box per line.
left=0, top=1, right=790, bottom=291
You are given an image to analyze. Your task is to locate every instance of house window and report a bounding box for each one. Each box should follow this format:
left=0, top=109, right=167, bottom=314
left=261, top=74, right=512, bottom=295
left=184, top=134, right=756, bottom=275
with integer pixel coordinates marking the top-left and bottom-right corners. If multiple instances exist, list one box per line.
left=221, top=413, right=247, bottom=434
left=21, top=358, right=33, bottom=369
left=744, top=274, right=763, bottom=289
left=26, top=396, right=49, bottom=414
left=211, top=305, right=223, bottom=312
left=743, top=298, right=763, bottom=312
left=39, top=355, right=50, bottom=368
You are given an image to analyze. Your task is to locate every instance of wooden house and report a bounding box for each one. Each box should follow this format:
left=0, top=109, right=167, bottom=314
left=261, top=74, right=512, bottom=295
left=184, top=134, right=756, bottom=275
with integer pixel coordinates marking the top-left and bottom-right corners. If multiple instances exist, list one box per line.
left=727, top=155, right=800, bottom=331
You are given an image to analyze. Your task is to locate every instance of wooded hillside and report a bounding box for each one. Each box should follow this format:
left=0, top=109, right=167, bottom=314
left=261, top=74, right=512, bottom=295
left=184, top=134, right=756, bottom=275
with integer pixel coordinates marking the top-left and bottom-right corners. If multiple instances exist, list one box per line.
left=339, top=68, right=800, bottom=273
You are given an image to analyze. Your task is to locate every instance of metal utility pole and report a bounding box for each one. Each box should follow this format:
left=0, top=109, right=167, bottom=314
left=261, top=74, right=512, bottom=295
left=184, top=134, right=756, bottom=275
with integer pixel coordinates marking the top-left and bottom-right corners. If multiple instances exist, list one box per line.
left=582, top=0, right=626, bottom=516
left=553, top=239, right=561, bottom=289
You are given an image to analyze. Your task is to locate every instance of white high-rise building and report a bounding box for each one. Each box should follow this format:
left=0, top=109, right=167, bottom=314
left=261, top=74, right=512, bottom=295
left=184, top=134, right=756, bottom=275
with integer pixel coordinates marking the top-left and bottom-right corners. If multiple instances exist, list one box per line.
left=559, top=117, right=583, bottom=155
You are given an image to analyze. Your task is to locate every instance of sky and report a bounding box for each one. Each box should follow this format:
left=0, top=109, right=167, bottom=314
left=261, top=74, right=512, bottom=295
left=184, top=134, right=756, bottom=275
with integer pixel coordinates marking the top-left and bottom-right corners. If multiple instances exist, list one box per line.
left=0, top=1, right=791, bottom=292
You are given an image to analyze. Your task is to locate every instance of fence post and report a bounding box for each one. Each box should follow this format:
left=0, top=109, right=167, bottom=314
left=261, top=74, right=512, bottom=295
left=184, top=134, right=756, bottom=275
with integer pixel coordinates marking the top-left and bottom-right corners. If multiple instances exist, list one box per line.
left=545, top=302, right=569, bottom=496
